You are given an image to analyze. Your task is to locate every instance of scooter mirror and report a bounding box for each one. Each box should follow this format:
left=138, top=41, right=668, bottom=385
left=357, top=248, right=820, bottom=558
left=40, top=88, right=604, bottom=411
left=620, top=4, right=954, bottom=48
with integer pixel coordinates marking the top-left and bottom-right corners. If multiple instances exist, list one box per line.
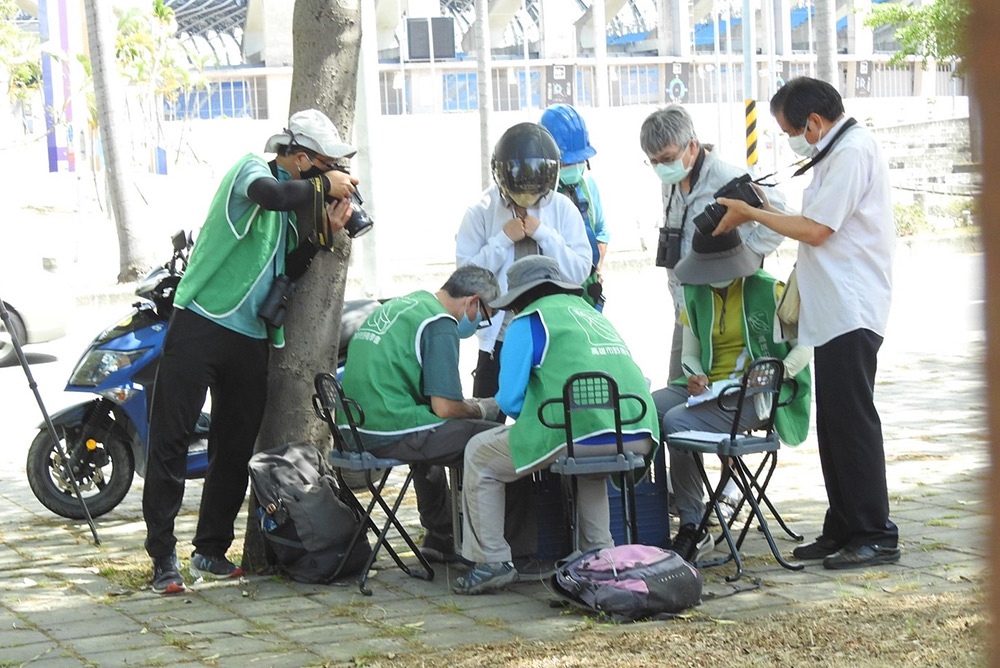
left=171, top=230, right=187, bottom=252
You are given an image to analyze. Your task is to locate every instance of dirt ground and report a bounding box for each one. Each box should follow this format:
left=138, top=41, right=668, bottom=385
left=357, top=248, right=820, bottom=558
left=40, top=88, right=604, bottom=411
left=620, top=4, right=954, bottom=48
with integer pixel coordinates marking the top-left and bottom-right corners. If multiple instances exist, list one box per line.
left=369, top=589, right=987, bottom=668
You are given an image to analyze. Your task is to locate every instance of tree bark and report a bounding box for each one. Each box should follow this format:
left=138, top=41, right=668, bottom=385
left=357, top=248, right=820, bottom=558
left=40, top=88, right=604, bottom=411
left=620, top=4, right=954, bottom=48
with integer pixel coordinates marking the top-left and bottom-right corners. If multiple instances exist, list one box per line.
left=242, top=0, right=362, bottom=575
left=814, top=0, right=838, bottom=88
left=83, top=0, right=149, bottom=282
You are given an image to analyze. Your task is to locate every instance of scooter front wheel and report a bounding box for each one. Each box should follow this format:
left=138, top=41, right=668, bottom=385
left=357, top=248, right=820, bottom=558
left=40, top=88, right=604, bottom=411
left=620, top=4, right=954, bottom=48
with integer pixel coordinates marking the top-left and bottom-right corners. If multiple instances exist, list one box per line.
left=26, top=423, right=135, bottom=519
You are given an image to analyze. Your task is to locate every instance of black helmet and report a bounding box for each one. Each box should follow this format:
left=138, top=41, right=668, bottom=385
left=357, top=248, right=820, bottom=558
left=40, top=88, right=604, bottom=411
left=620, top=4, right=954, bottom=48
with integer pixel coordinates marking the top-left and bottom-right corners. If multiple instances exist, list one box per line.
left=491, top=123, right=560, bottom=206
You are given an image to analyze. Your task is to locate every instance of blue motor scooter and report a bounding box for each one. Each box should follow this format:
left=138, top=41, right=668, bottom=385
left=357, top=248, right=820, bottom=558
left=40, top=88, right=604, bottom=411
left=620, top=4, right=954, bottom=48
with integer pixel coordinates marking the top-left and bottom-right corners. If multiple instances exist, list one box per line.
left=25, top=232, right=209, bottom=519
left=26, top=231, right=379, bottom=519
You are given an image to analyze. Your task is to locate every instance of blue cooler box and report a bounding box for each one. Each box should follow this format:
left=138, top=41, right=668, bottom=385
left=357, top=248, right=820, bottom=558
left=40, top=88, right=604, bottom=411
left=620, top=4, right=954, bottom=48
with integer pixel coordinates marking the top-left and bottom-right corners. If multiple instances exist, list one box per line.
left=534, top=445, right=671, bottom=560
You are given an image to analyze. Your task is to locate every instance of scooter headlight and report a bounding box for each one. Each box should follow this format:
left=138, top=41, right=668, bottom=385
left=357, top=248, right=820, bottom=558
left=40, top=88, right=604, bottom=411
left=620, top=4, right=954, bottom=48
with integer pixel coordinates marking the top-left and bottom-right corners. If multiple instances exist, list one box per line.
left=69, top=349, right=149, bottom=387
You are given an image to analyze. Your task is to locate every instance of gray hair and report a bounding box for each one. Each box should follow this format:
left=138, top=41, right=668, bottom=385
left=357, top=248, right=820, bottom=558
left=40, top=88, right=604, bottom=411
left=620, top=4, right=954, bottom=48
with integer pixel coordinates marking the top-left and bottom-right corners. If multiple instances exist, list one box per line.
left=442, top=265, right=501, bottom=305
left=639, top=105, right=698, bottom=157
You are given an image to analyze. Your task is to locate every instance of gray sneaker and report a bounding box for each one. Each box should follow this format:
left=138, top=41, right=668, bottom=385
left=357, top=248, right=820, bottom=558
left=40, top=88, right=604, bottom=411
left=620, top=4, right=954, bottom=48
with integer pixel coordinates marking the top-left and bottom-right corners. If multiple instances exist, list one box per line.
left=151, top=552, right=186, bottom=595
left=453, top=561, right=517, bottom=595
left=189, top=552, right=244, bottom=581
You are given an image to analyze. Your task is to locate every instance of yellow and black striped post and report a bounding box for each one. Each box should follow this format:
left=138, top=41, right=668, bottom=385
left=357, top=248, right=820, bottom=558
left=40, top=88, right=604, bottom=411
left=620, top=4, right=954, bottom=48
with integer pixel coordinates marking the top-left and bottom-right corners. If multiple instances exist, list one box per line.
left=745, top=99, right=758, bottom=167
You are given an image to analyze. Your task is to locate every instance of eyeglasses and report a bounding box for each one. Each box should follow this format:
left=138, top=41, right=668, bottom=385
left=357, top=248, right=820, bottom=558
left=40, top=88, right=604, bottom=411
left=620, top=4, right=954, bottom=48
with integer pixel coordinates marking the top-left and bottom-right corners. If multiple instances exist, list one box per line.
left=644, top=146, right=683, bottom=167
left=476, top=299, right=494, bottom=330
left=312, top=156, right=337, bottom=172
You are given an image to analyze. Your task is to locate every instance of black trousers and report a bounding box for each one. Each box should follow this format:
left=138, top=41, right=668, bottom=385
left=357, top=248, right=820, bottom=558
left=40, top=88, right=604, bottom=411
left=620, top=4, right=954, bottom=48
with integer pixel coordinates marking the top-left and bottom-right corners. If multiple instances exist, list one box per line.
left=813, top=328, right=898, bottom=548
left=473, top=340, right=537, bottom=559
left=143, top=308, right=270, bottom=559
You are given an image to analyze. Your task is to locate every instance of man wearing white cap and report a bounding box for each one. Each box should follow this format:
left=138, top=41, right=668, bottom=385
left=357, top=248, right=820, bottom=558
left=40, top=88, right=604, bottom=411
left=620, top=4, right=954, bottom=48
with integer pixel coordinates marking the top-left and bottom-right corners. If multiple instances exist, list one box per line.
left=143, top=109, right=359, bottom=595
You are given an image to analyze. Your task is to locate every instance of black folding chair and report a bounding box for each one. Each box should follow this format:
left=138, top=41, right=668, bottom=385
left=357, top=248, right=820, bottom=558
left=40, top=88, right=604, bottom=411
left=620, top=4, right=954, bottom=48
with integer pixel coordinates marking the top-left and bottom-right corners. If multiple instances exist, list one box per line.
left=538, top=372, right=651, bottom=554
left=666, top=357, right=804, bottom=582
left=312, top=372, right=433, bottom=595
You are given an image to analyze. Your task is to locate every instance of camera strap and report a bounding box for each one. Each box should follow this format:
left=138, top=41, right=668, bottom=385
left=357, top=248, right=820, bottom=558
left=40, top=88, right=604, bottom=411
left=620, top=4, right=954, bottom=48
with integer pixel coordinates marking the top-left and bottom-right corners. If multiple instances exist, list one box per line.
left=753, top=117, right=859, bottom=187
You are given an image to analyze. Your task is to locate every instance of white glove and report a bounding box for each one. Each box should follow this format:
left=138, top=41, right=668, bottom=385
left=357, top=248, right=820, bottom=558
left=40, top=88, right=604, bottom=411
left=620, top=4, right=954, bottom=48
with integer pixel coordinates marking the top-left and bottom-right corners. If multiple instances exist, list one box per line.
left=473, top=397, right=501, bottom=421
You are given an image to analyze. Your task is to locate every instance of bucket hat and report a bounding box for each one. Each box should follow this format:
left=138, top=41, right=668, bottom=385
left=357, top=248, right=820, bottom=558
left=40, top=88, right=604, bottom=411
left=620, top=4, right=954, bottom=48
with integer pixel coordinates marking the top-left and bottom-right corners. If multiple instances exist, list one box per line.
left=673, top=229, right=763, bottom=285
left=490, top=255, right=583, bottom=310
left=264, top=109, right=357, bottom=158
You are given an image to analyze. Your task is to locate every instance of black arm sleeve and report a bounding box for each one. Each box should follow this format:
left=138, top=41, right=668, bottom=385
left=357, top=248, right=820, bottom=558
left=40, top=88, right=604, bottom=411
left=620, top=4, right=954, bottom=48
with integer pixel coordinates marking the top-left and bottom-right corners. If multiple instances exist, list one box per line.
left=247, top=176, right=319, bottom=242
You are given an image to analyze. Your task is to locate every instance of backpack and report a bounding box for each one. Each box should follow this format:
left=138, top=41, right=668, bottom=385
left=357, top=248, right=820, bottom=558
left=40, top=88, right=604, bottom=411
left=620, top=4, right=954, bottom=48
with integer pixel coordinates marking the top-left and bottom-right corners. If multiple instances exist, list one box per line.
left=551, top=544, right=703, bottom=622
left=248, top=441, right=371, bottom=584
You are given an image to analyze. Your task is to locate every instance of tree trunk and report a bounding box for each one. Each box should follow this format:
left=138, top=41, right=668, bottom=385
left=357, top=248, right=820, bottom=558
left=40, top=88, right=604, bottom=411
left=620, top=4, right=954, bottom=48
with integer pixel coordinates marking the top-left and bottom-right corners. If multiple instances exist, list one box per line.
left=814, top=0, right=838, bottom=88
left=83, top=0, right=149, bottom=283
left=242, top=0, right=362, bottom=575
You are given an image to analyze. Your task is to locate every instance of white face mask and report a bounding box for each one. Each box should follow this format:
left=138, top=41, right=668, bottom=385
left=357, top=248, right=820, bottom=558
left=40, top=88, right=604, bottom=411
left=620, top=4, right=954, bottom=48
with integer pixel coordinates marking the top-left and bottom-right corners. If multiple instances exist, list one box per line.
left=787, top=133, right=815, bottom=158
left=709, top=279, right=735, bottom=289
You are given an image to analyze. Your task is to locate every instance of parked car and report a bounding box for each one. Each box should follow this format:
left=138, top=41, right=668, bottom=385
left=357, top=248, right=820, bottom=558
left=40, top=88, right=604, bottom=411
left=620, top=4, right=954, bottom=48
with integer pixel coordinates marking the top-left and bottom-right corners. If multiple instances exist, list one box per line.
left=0, top=263, right=70, bottom=365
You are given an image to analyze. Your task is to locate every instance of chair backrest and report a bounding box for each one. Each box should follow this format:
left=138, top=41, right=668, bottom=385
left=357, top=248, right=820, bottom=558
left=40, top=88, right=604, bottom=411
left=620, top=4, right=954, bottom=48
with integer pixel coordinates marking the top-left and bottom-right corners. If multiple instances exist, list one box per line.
left=716, top=357, right=790, bottom=441
left=538, top=371, right=648, bottom=458
left=312, top=372, right=366, bottom=454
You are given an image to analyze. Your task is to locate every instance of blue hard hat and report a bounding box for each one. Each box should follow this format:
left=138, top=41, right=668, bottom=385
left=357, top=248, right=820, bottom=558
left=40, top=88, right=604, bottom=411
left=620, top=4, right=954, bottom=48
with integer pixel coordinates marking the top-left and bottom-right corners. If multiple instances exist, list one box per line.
left=539, top=104, right=596, bottom=165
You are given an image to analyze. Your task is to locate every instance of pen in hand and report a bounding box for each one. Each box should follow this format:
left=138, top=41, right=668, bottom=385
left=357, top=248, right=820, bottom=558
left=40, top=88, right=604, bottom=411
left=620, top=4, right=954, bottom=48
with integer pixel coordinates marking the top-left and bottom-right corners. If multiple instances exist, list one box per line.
left=681, top=363, right=709, bottom=395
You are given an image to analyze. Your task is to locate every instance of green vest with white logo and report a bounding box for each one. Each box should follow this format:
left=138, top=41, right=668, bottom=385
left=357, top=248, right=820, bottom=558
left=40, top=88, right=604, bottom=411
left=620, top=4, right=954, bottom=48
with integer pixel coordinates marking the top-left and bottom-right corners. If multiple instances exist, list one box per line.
left=682, top=270, right=812, bottom=446
left=509, top=293, right=660, bottom=472
left=338, top=291, right=453, bottom=439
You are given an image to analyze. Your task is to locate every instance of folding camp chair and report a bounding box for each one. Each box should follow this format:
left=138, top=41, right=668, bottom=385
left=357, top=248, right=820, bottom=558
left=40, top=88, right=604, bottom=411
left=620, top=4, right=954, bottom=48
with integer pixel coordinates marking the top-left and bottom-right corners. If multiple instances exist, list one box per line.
left=312, top=372, right=433, bottom=595
left=666, top=357, right=804, bottom=582
left=539, top=372, right=651, bottom=554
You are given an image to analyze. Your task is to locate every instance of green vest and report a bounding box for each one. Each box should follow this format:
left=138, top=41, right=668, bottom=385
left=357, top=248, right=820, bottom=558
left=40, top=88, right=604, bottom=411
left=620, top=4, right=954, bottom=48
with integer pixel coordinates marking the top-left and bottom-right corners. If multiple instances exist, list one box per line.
left=338, top=291, right=451, bottom=439
left=174, top=154, right=295, bottom=346
left=509, top=293, right=661, bottom=472
left=681, top=270, right=812, bottom=446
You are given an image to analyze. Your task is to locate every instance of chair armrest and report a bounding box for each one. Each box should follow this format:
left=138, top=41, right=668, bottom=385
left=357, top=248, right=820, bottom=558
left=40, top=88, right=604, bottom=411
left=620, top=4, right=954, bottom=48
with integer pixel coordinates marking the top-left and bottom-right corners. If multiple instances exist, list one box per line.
left=777, top=377, right=799, bottom=408
left=618, top=393, right=649, bottom=426
left=343, top=396, right=366, bottom=428
left=538, top=397, right=567, bottom=430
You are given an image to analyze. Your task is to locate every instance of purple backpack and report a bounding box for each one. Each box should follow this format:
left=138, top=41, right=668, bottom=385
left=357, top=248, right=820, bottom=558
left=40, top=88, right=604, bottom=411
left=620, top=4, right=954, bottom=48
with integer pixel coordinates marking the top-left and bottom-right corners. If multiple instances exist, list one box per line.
left=552, top=544, right=703, bottom=621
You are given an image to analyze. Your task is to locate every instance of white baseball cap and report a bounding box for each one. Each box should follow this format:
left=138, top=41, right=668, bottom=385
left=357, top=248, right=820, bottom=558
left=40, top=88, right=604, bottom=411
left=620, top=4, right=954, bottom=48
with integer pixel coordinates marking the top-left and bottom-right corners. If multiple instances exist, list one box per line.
left=264, top=109, right=357, bottom=158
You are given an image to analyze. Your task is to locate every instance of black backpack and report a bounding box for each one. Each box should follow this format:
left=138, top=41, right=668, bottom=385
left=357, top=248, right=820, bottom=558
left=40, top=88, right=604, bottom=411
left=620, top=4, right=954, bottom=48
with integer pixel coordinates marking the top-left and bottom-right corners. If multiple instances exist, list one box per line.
left=248, top=441, right=371, bottom=584
left=552, top=544, right=703, bottom=622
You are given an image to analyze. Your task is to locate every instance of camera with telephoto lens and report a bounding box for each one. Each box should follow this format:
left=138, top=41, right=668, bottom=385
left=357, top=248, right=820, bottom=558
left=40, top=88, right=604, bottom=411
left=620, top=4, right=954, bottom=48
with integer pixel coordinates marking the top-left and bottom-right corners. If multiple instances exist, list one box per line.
left=258, top=274, right=296, bottom=328
left=692, top=174, right=764, bottom=236
left=323, top=166, right=374, bottom=238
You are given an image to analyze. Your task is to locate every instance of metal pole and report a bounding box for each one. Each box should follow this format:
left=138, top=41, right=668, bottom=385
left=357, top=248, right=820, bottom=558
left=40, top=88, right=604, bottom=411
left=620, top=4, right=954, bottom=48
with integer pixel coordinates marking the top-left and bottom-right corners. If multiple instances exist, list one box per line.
left=0, top=293, right=100, bottom=545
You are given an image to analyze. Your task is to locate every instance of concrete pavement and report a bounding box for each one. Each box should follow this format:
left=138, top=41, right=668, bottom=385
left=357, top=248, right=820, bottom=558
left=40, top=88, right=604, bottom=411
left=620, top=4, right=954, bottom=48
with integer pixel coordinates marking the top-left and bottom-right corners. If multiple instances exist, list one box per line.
left=0, top=244, right=988, bottom=667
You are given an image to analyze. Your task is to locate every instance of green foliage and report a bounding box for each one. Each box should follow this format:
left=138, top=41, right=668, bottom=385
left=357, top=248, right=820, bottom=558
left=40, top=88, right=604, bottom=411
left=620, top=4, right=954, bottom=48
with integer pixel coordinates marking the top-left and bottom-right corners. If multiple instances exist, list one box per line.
left=894, top=201, right=929, bottom=237
left=864, top=0, right=971, bottom=73
left=0, top=0, right=43, bottom=103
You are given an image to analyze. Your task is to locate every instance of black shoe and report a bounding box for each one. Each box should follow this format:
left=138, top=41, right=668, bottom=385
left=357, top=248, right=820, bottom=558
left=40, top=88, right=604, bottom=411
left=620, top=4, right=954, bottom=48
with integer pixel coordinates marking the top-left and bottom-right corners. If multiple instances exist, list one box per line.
left=792, top=535, right=844, bottom=560
left=419, top=533, right=471, bottom=566
left=671, top=524, right=713, bottom=563
left=823, top=544, right=901, bottom=570
left=151, top=552, right=186, bottom=595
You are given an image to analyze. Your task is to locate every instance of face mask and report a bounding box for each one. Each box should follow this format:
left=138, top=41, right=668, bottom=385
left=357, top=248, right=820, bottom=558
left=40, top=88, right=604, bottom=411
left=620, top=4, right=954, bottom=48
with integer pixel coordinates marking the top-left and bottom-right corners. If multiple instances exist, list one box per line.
left=652, top=157, right=690, bottom=186
left=559, top=164, right=586, bottom=186
left=509, top=192, right=542, bottom=208
left=709, top=279, right=735, bottom=289
left=299, top=165, right=325, bottom=180
left=456, top=312, right=482, bottom=339
left=787, top=133, right=815, bottom=158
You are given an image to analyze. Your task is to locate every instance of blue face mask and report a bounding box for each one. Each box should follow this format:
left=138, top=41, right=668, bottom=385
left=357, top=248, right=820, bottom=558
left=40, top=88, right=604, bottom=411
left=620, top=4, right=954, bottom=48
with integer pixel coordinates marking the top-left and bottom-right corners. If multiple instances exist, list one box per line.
left=456, top=310, right=482, bottom=339
left=652, top=157, right=691, bottom=185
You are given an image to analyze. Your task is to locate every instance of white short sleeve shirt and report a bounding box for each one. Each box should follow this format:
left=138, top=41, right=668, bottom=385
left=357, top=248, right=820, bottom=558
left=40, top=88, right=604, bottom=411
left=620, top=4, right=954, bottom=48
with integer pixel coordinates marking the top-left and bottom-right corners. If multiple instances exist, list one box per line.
left=797, top=119, right=895, bottom=347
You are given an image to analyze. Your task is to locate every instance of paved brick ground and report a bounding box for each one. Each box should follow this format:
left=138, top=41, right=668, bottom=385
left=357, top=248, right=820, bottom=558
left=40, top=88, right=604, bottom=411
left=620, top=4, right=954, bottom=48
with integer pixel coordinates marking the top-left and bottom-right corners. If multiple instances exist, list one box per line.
left=0, top=245, right=987, bottom=667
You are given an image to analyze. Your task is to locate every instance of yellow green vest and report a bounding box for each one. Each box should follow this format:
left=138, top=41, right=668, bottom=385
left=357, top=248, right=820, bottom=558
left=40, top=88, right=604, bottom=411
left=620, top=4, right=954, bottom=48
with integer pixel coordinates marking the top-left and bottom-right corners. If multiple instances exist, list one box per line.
left=338, top=291, right=452, bottom=438
left=509, top=293, right=660, bottom=472
left=681, top=270, right=812, bottom=446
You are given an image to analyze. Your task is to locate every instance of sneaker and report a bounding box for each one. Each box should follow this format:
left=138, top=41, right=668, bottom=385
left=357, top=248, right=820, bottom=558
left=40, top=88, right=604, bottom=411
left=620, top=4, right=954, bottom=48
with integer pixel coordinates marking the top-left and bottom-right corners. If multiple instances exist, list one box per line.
left=189, top=552, right=244, bottom=581
left=419, top=533, right=471, bottom=566
left=453, top=561, right=517, bottom=595
left=151, top=552, right=186, bottom=595
left=512, top=556, right=557, bottom=580
left=672, top=524, right=714, bottom=563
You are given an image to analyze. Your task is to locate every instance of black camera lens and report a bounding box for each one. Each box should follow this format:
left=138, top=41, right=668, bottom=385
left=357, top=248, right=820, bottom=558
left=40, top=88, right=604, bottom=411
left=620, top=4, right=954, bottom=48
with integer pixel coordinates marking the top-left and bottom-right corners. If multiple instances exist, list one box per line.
left=693, top=203, right=726, bottom=236
left=344, top=201, right=373, bottom=238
